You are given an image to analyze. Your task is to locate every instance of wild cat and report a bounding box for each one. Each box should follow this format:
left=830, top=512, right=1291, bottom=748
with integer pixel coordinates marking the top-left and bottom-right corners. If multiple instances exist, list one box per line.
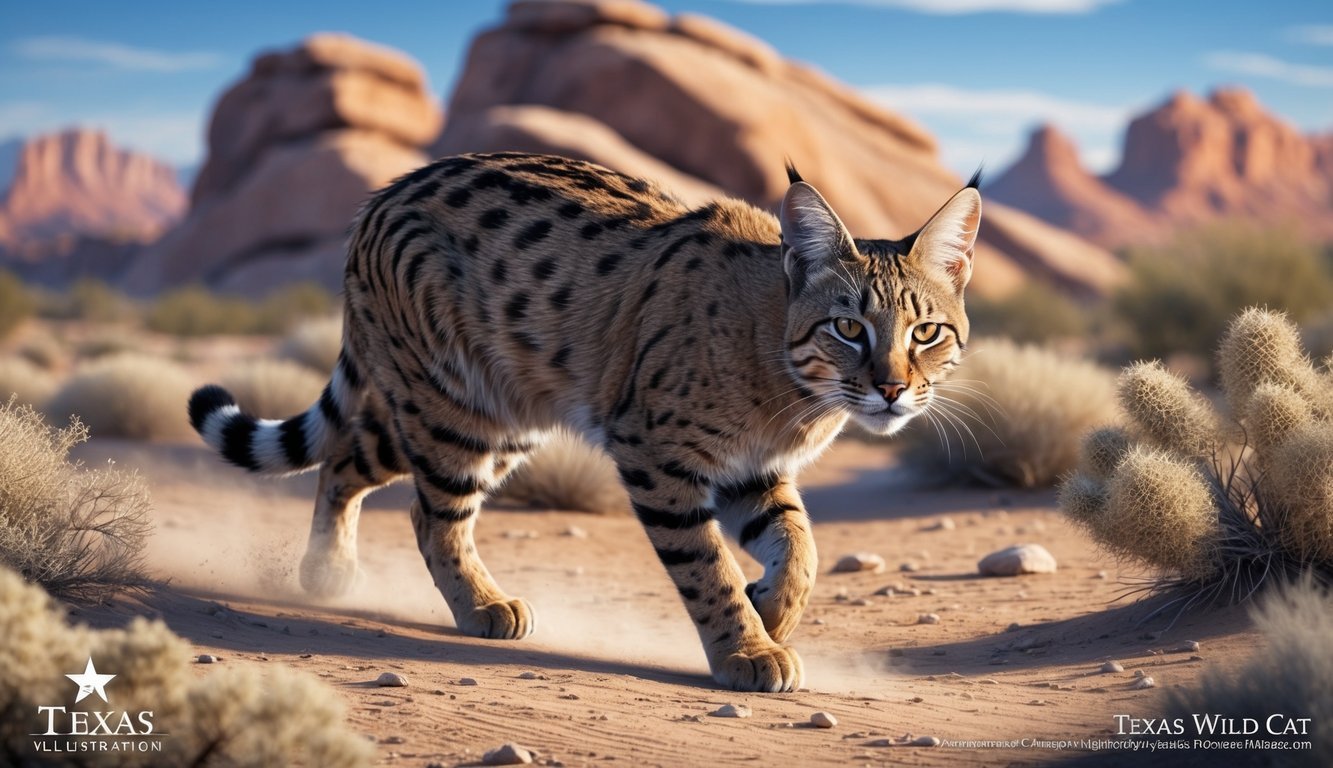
left=188, top=152, right=980, bottom=692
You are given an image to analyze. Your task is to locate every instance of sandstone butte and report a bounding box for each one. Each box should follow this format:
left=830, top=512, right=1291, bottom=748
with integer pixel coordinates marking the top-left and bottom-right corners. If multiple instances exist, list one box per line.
left=991, top=88, right=1333, bottom=250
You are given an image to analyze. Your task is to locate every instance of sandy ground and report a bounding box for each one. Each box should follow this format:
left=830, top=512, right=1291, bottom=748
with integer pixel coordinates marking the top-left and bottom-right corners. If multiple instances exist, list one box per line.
left=70, top=437, right=1260, bottom=767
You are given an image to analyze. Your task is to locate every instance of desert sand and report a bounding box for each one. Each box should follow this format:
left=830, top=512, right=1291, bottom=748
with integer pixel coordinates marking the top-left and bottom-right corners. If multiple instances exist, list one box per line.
left=68, top=436, right=1258, bottom=767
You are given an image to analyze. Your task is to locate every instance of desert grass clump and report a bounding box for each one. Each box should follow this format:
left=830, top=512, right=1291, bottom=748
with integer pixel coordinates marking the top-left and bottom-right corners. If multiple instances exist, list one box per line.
left=964, top=281, right=1087, bottom=344
left=498, top=432, right=630, bottom=514
left=0, top=270, right=35, bottom=341
left=1059, top=307, right=1333, bottom=615
left=46, top=353, right=196, bottom=440
left=899, top=337, right=1121, bottom=487
left=0, top=356, right=58, bottom=409
left=0, top=400, right=150, bottom=601
left=0, top=566, right=373, bottom=767
left=1159, top=579, right=1333, bottom=765
left=277, top=314, right=343, bottom=374
left=147, top=283, right=336, bottom=337
left=220, top=359, right=326, bottom=420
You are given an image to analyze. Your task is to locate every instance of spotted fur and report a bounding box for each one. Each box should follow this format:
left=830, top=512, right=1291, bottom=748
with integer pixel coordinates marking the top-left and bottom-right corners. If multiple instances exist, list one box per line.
left=189, top=152, right=982, bottom=692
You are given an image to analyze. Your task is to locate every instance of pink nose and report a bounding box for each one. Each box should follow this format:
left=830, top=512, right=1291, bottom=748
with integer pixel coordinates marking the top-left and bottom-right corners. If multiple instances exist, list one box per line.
left=878, top=382, right=907, bottom=403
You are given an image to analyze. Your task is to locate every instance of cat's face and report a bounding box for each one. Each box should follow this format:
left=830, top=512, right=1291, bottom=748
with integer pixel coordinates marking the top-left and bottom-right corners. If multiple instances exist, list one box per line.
left=780, top=179, right=979, bottom=436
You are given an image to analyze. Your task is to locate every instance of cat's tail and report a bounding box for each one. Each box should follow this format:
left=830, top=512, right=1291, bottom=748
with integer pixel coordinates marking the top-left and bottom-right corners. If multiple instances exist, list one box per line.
left=188, top=351, right=363, bottom=475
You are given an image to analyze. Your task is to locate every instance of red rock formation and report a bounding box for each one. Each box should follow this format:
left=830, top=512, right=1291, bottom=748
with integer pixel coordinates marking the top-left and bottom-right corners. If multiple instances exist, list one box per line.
left=989, top=125, right=1161, bottom=249
left=0, top=129, right=185, bottom=252
left=997, top=88, right=1333, bottom=247
left=435, top=0, right=1124, bottom=298
left=126, top=33, right=442, bottom=295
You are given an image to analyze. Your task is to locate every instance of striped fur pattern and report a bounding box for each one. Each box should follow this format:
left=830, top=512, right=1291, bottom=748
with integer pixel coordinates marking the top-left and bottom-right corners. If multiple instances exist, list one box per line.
left=188, top=152, right=981, bottom=692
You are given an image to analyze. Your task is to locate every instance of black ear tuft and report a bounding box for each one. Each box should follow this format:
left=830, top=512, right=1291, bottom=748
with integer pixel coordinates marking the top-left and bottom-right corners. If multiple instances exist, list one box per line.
left=966, top=165, right=984, bottom=190
left=785, top=157, right=804, bottom=185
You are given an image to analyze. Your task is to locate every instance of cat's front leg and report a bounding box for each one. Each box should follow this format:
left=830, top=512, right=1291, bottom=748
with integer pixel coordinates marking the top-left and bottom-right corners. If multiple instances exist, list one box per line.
left=717, top=474, right=817, bottom=643
left=612, top=455, right=803, bottom=692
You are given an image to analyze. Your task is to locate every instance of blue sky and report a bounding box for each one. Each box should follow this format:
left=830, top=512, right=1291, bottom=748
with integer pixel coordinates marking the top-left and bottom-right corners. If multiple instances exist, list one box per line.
left=1, top=0, right=1330, bottom=178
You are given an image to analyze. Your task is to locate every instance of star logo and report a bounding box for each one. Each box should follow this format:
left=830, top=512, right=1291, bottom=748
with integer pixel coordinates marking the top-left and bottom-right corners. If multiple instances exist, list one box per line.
left=66, top=657, right=115, bottom=704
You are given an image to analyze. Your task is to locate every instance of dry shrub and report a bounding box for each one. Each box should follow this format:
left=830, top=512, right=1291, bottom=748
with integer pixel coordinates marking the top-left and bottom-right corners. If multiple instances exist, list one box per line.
left=0, top=400, right=150, bottom=601
left=1160, top=579, right=1333, bottom=765
left=900, top=337, right=1120, bottom=487
left=41, top=278, right=139, bottom=324
left=277, top=315, right=343, bottom=374
left=1059, top=308, right=1333, bottom=616
left=0, top=356, right=58, bottom=409
left=0, top=270, right=35, bottom=341
left=18, top=331, right=66, bottom=370
left=965, top=280, right=1087, bottom=344
left=220, top=359, right=326, bottom=420
left=498, top=432, right=629, bottom=514
left=0, top=566, right=373, bottom=767
left=46, top=353, right=196, bottom=440
left=147, top=283, right=336, bottom=337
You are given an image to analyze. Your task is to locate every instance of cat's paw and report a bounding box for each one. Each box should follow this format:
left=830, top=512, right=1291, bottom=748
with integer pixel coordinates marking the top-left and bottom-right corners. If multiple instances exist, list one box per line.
left=458, top=598, right=535, bottom=640
left=745, top=581, right=806, bottom=643
left=299, top=548, right=365, bottom=598
left=714, top=643, right=804, bottom=692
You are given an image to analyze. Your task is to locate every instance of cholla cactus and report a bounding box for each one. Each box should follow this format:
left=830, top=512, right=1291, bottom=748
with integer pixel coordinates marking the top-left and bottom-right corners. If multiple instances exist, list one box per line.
left=1059, top=308, right=1333, bottom=612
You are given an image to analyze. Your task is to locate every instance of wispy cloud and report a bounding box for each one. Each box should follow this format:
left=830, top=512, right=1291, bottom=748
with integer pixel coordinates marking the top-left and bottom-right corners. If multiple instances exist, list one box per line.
left=1204, top=51, right=1333, bottom=88
left=862, top=83, right=1132, bottom=174
left=728, top=0, right=1119, bottom=14
left=1287, top=25, right=1333, bottom=46
left=10, top=36, right=222, bottom=73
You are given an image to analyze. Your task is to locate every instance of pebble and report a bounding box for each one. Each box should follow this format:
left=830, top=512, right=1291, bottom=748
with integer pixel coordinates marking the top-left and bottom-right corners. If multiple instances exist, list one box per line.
left=562, top=525, right=589, bottom=539
left=381, top=736, right=406, bottom=745
left=517, top=671, right=547, bottom=680
left=812, top=618, right=826, bottom=625
left=832, top=553, right=886, bottom=574
left=850, top=598, right=872, bottom=607
left=196, top=654, right=217, bottom=664
left=503, top=530, right=539, bottom=540
left=1133, top=669, right=1147, bottom=678
left=1094, top=570, right=1109, bottom=580
left=924, top=517, right=956, bottom=532
left=376, top=672, right=408, bottom=687
left=459, top=677, right=480, bottom=686
left=873, top=585, right=895, bottom=597
left=1132, top=676, right=1156, bottom=690
left=917, top=613, right=941, bottom=625
left=977, top=544, right=1058, bottom=576
left=711, top=703, right=752, bottom=718
left=911, top=736, right=942, bottom=747
left=482, top=743, right=534, bottom=765
left=899, top=561, right=920, bottom=573
left=1100, top=661, right=1124, bottom=674
left=810, top=711, right=837, bottom=728
left=1173, top=640, right=1200, bottom=653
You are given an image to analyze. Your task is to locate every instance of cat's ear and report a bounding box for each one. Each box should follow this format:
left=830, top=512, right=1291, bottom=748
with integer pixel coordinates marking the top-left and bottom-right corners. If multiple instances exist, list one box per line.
left=909, top=186, right=981, bottom=293
left=780, top=181, right=855, bottom=293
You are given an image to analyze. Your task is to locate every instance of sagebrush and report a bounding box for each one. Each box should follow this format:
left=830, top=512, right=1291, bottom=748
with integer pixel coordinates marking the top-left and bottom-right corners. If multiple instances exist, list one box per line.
left=46, top=354, right=197, bottom=440
left=899, top=337, right=1121, bottom=487
left=0, top=356, right=58, bottom=409
left=0, top=566, right=373, bottom=767
left=0, top=270, right=35, bottom=341
left=1058, top=308, right=1333, bottom=614
left=0, top=399, right=150, bottom=601
left=277, top=315, right=343, bottom=374
left=965, top=281, right=1087, bottom=345
left=221, top=359, right=326, bottom=420
left=147, top=283, right=336, bottom=337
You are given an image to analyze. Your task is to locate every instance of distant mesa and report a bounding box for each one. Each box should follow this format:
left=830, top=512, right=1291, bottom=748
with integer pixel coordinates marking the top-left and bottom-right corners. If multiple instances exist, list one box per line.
left=124, top=32, right=443, bottom=296
left=991, top=87, right=1333, bottom=249
left=0, top=129, right=185, bottom=284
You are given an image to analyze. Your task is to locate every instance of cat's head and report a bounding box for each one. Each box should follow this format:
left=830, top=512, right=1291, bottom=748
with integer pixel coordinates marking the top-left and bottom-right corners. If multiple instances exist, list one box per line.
left=779, top=169, right=980, bottom=436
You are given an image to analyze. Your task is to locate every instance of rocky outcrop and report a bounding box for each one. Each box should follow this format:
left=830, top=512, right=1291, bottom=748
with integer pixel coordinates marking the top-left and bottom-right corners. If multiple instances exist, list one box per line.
left=994, top=88, right=1333, bottom=247
left=0, top=129, right=184, bottom=256
left=435, top=0, right=1124, bottom=298
left=126, top=34, right=442, bottom=295
left=989, top=125, right=1161, bottom=249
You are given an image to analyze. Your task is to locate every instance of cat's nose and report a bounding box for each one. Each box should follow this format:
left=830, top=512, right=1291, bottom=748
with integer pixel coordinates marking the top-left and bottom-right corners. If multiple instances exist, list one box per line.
left=878, top=381, right=907, bottom=403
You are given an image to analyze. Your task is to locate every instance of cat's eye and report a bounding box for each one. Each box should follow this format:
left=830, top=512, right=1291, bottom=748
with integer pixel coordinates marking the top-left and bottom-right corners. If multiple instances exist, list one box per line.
left=912, top=323, right=942, bottom=345
left=833, top=318, right=865, bottom=341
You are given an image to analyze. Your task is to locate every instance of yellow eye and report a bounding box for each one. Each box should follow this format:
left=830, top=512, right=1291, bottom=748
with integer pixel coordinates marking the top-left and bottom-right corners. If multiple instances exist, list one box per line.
left=912, top=323, right=942, bottom=344
left=833, top=318, right=865, bottom=341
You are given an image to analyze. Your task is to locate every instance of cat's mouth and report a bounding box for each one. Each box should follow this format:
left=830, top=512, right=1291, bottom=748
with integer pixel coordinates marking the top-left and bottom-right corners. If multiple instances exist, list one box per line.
left=847, top=398, right=922, bottom=436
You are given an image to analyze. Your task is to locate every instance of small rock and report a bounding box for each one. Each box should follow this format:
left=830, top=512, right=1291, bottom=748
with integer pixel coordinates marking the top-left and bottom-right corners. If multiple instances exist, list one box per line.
left=711, top=703, right=752, bottom=718
left=899, top=561, right=920, bottom=573
left=867, top=738, right=894, bottom=747
left=517, top=671, right=547, bottom=680
left=1100, top=661, right=1125, bottom=674
left=873, top=585, right=895, bottom=597
left=832, top=553, right=886, bottom=574
left=196, top=654, right=217, bottom=664
left=911, top=735, right=941, bottom=747
left=977, top=544, right=1058, bottom=576
left=1133, top=669, right=1147, bottom=678
left=917, top=613, right=940, bottom=625
left=376, top=672, right=408, bottom=687
left=1132, top=676, right=1156, bottom=690
left=810, top=711, right=837, bottom=728
left=382, top=735, right=406, bottom=745
left=924, top=517, right=956, bottom=532
left=1094, top=570, right=1109, bottom=580
left=562, top=525, right=589, bottom=539
left=850, top=598, right=872, bottom=607
left=1173, top=640, right=1200, bottom=653
left=459, top=677, right=479, bottom=686
left=482, top=743, right=533, bottom=765
left=812, top=618, right=826, bottom=625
